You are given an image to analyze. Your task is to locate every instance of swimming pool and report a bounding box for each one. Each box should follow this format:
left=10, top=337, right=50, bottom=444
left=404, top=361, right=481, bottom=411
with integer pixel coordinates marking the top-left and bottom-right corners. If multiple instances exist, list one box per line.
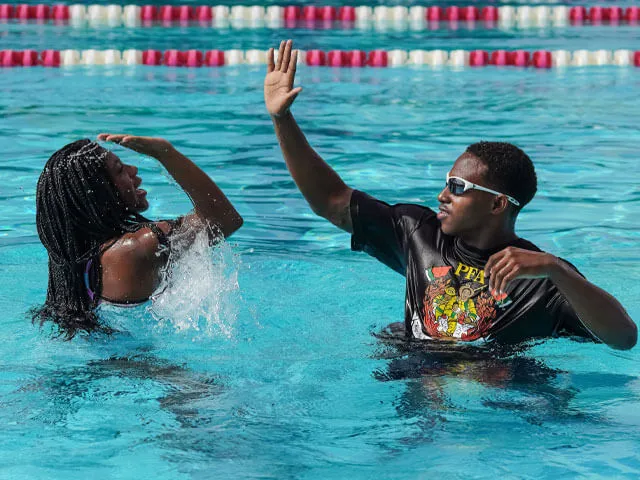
left=1, top=5, right=640, bottom=479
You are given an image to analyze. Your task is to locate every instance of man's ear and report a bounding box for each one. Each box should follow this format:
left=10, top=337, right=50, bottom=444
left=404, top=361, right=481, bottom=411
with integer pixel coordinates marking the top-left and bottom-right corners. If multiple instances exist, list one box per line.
left=491, top=195, right=510, bottom=215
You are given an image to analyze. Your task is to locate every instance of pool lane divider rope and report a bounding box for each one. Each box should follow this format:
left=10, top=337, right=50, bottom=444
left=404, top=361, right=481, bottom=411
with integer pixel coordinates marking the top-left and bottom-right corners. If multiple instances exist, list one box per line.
left=1, top=4, right=640, bottom=28
left=3, top=48, right=640, bottom=68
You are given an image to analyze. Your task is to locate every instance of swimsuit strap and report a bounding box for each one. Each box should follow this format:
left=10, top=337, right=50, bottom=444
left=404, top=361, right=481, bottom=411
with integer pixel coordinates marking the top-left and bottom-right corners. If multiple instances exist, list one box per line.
left=84, top=258, right=96, bottom=302
left=84, top=237, right=120, bottom=303
left=146, top=222, right=173, bottom=250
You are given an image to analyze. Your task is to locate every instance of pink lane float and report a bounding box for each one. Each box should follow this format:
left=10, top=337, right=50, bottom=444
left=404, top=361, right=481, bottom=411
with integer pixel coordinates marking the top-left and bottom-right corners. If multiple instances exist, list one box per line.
left=2, top=49, right=640, bottom=69
left=2, top=4, right=640, bottom=29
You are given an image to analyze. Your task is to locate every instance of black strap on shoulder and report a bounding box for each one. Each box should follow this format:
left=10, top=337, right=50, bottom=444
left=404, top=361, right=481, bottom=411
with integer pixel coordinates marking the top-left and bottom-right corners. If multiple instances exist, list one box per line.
left=146, top=222, right=171, bottom=249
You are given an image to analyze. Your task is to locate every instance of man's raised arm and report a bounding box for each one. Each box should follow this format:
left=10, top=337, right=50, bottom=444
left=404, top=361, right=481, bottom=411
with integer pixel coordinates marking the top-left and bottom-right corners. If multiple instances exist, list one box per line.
left=265, top=40, right=353, bottom=233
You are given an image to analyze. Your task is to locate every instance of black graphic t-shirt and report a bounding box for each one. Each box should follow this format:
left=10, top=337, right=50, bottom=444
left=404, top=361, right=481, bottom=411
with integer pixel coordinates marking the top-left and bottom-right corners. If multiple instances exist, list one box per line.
left=350, top=190, right=596, bottom=344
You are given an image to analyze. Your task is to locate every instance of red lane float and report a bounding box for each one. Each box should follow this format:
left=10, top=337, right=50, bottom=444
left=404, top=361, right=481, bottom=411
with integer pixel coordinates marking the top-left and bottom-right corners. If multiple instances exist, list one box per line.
left=320, top=6, right=336, bottom=21
left=52, top=4, right=68, bottom=21
left=205, top=49, right=224, bottom=66
left=490, top=50, right=509, bottom=66
left=283, top=6, right=299, bottom=21
left=21, top=49, right=38, bottom=66
left=368, top=50, right=388, bottom=67
left=196, top=6, right=211, bottom=21
left=469, top=50, right=488, bottom=66
left=462, top=6, right=479, bottom=21
left=142, top=49, right=162, bottom=65
left=15, top=4, right=29, bottom=19
left=158, top=5, right=173, bottom=22
left=532, top=51, right=552, bottom=68
left=158, top=5, right=194, bottom=22
left=178, top=6, right=194, bottom=21
left=184, top=49, right=203, bottom=67
left=569, top=6, right=587, bottom=24
left=0, top=4, right=14, bottom=18
left=481, top=6, right=498, bottom=22
left=14, top=4, right=49, bottom=20
left=350, top=50, right=367, bottom=67
left=589, top=6, right=605, bottom=24
left=607, top=7, right=623, bottom=23
left=327, top=50, right=347, bottom=67
left=1, top=50, right=20, bottom=67
left=635, top=51, right=640, bottom=67
left=34, top=4, right=48, bottom=19
left=427, top=6, right=442, bottom=21
left=41, top=49, right=60, bottom=67
left=626, top=6, right=640, bottom=23
left=302, top=6, right=317, bottom=21
left=511, top=50, right=530, bottom=67
left=445, top=6, right=460, bottom=21
left=306, top=50, right=326, bottom=66
left=141, top=5, right=157, bottom=22
left=163, top=49, right=184, bottom=66
left=338, top=6, right=355, bottom=22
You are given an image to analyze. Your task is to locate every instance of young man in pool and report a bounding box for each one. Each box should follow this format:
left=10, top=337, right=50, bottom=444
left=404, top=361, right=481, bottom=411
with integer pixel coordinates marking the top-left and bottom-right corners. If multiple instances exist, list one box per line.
left=264, top=40, right=637, bottom=350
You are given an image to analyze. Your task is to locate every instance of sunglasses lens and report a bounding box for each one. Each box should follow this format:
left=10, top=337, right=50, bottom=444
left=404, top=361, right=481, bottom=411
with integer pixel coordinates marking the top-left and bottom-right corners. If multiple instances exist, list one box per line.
left=447, top=178, right=466, bottom=195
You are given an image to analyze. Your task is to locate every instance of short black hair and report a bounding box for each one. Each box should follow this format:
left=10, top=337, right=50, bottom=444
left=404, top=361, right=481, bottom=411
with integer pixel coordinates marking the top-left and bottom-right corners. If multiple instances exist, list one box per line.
left=466, top=141, right=537, bottom=210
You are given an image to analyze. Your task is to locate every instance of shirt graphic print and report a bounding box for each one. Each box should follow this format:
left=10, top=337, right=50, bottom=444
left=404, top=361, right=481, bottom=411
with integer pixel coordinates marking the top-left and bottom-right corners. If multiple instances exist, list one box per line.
left=419, top=263, right=512, bottom=341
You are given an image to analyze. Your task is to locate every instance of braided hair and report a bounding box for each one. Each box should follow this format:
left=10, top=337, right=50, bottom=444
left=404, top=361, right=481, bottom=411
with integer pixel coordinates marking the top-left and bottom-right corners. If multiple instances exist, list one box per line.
left=32, top=139, right=151, bottom=339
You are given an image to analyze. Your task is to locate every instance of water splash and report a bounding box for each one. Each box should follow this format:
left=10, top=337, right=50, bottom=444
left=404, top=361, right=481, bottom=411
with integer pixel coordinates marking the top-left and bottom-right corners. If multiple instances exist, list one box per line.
left=148, top=217, right=241, bottom=339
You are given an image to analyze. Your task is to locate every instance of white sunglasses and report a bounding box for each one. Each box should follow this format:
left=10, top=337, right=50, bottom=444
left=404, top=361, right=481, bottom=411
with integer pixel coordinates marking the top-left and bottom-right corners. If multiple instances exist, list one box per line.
left=446, top=173, right=520, bottom=207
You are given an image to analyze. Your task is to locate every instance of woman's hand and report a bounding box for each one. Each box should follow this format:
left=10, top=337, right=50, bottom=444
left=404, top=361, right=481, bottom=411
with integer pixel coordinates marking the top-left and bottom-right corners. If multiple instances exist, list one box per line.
left=97, top=133, right=174, bottom=160
left=265, top=39, right=303, bottom=118
left=101, top=133, right=243, bottom=239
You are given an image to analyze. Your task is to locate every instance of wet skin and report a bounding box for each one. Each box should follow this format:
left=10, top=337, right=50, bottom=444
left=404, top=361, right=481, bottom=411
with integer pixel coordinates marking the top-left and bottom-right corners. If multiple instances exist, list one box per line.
left=98, top=150, right=168, bottom=302
left=436, top=152, right=516, bottom=249
left=104, top=151, right=149, bottom=213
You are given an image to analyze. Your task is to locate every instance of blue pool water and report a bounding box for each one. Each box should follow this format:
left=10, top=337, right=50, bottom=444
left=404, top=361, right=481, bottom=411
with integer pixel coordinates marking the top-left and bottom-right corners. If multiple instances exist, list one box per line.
left=2, top=9, right=640, bottom=480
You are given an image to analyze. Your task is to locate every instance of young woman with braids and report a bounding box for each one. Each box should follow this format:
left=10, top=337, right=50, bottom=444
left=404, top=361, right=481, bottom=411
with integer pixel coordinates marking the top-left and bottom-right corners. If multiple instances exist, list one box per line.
left=33, top=134, right=243, bottom=339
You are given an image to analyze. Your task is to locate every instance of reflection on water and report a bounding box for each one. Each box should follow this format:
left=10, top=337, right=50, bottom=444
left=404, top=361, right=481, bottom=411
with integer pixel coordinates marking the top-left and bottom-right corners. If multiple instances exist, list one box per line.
left=371, top=329, right=637, bottom=443
left=16, top=353, right=223, bottom=431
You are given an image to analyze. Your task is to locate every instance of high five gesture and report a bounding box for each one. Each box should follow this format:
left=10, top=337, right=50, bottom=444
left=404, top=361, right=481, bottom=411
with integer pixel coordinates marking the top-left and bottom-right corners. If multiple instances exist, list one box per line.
left=265, top=40, right=354, bottom=233
left=265, top=40, right=303, bottom=118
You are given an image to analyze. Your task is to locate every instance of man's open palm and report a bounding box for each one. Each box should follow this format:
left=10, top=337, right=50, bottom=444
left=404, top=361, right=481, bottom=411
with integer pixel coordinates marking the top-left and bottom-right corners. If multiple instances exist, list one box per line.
left=265, top=40, right=302, bottom=117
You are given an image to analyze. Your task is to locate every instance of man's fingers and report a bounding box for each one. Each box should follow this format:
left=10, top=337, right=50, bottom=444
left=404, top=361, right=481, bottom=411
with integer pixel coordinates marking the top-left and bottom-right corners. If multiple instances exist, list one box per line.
left=281, top=39, right=292, bottom=72
left=287, top=49, right=299, bottom=81
left=484, top=253, right=499, bottom=281
left=275, top=41, right=285, bottom=70
left=485, top=250, right=507, bottom=275
left=286, top=87, right=303, bottom=103
left=487, top=255, right=509, bottom=291
left=488, top=267, right=500, bottom=296
left=267, top=47, right=275, bottom=73
left=490, top=264, right=508, bottom=296
left=490, top=259, right=513, bottom=294
left=498, top=268, right=519, bottom=296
